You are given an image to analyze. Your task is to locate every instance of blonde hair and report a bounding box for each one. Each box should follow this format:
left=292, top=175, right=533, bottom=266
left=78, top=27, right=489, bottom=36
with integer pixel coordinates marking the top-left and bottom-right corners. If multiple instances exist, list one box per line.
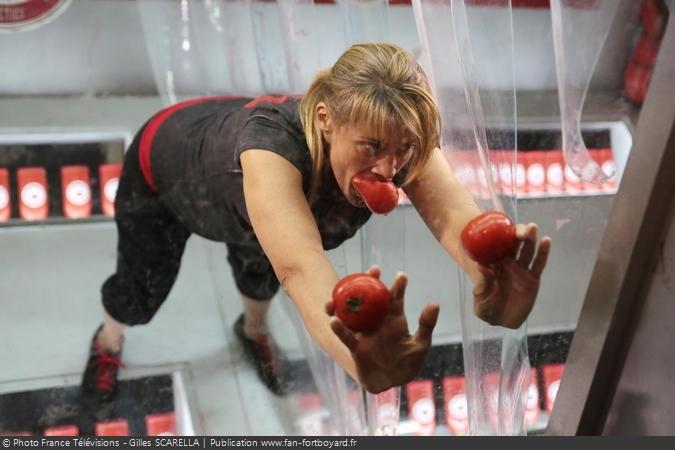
left=300, top=43, right=440, bottom=201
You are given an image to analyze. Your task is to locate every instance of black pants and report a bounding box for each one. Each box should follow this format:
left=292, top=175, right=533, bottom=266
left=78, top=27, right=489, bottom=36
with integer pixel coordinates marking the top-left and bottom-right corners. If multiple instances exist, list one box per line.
left=101, top=132, right=279, bottom=326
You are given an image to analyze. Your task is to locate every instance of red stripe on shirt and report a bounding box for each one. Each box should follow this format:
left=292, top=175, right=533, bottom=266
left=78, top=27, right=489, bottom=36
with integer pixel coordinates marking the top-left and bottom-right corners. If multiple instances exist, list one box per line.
left=138, top=95, right=242, bottom=192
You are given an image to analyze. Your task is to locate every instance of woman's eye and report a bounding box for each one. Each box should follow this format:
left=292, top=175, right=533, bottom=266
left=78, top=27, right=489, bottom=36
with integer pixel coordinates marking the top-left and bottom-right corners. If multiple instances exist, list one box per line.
left=360, top=144, right=379, bottom=157
left=399, top=144, right=415, bottom=155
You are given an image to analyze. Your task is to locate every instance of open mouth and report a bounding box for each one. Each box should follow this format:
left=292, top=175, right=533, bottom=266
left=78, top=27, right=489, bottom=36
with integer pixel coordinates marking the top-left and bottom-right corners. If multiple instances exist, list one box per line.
left=350, top=173, right=399, bottom=214
left=350, top=184, right=366, bottom=207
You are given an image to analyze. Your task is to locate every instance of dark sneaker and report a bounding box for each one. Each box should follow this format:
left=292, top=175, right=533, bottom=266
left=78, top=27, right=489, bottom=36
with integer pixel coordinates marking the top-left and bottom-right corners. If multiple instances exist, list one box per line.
left=233, top=314, right=294, bottom=396
left=81, top=325, right=125, bottom=401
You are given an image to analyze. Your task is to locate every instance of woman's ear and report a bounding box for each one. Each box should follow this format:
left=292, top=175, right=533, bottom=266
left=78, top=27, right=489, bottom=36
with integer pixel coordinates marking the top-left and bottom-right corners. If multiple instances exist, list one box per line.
left=316, top=102, right=333, bottom=143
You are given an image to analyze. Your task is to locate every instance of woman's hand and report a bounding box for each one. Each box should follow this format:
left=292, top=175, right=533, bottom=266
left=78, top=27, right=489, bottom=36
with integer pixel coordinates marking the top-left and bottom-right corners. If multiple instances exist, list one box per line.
left=325, top=266, right=439, bottom=394
left=472, top=223, right=551, bottom=329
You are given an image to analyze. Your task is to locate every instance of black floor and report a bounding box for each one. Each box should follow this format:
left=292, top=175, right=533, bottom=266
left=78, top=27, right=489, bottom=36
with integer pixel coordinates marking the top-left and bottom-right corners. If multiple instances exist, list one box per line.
left=0, top=374, right=174, bottom=436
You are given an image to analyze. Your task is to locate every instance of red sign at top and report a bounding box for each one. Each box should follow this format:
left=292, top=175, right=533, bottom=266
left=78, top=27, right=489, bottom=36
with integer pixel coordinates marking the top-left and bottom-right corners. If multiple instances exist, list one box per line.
left=0, top=0, right=71, bottom=31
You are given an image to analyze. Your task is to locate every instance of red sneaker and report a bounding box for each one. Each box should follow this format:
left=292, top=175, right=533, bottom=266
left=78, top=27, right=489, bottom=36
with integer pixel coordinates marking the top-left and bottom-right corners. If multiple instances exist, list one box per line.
left=81, top=326, right=125, bottom=401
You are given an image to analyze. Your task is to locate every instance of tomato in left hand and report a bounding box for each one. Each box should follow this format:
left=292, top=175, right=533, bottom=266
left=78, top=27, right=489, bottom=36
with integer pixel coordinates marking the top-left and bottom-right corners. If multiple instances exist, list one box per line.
left=332, top=273, right=392, bottom=333
left=461, top=211, right=519, bottom=266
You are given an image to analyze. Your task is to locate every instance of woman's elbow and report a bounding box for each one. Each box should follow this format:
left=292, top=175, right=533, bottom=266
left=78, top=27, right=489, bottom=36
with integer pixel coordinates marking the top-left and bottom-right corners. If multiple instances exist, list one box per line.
left=278, top=264, right=303, bottom=297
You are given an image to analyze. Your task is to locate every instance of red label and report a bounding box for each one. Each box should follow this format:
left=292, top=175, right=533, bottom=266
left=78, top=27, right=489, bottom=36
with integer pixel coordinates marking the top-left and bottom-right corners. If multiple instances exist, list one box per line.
left=0, top=0, right=70, bottom=28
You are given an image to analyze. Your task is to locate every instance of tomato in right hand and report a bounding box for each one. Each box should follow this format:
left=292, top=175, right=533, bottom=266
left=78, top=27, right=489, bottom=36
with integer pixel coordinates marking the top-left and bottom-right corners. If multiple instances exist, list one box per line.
left=332, top=273, right=391, bottom=333
left=461, top=211, right=519, bottom=266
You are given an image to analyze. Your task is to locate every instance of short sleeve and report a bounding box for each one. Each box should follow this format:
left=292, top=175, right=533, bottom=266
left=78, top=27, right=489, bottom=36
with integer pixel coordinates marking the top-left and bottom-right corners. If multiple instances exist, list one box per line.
left=236, top=109, right=312, bottom=182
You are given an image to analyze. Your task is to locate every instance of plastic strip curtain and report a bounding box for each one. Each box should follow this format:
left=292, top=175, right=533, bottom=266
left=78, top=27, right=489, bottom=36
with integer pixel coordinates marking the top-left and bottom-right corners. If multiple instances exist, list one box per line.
left=281, top=243, right=369, bottom=435
left=274, top=0, right=371, bottom=436
left=334, top=0, right=408, bottom=436
left=202, top=0, right=265, bottom=96
left=277, top=0, right=323, bottom=94
left=360, top=212, right=406, bottom=435
left=412, top=0, right=529, bottom=435
left=138, top=0, right=326, bottom=104
left=281, top=192, right=405, bottom=435
left=337, top=0, right=391, bottom=44
left=248, top=0, right=294, bottom=93
left=277, top=0, right=404, bottom=436
left=272, top=0, right=361, bottom=435
left=138, top=0, right=272, bottom=105
left=550, top=0, right=619, bottom=182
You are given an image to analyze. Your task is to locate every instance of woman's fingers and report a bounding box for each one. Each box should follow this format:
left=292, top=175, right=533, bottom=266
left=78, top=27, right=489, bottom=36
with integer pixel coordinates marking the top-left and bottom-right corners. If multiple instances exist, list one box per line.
left=330, top=318, right=358, bottom=352
left=325, top=299, right=335, bottom=316
left=415, top=303, right=440, bottom=344
left=473, top=266, right=495, bottom=298
left=389, top=272, right=408, bottom=315
left=531, top=236, right=552, bottom=278
left=516, top=223, right=538, bottom=267
left=366, top=264, right=381, bottom=279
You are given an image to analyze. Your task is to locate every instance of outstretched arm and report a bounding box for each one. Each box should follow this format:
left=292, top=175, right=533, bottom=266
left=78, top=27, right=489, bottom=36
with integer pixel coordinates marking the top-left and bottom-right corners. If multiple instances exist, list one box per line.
left=241, top=149, right=437, bottom=392
left=404, top=149, right=551, bottom=329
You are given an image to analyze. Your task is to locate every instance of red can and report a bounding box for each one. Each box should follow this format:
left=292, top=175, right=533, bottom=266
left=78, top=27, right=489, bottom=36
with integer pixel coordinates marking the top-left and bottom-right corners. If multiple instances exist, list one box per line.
left=525, top=368, right=541, bottom=428
left=599, top=149, right=618, bottom=194
left=545, top=150, right=565, bottom=196
left=146, top=412, right=177, bottom=436
left=406, top=379, right=436, bottom=436
left=542, top=364, right=565, bottom=413
left=99, top=164, right=122, bottom=217
left=0, top=168, right=10, bottom=222
left=95, top=419, right=129, bottom=436
left=524, top=151, right=547, bottom=197
left=442, top=376, right=469, bottom=436
left=17, top=167, right=49, bottom=221
left=44, top=425, right=79, bottom=436
left=61, top=165, right=92, bottom=219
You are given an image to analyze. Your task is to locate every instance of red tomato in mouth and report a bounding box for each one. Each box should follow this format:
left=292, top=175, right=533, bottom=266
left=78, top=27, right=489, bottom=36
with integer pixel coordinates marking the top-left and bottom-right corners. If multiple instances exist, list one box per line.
left=461, top=211, right=519, bottom=266
left=332, top=273, right=391, bottom=333
left=351, top=173, right=399, bottom=214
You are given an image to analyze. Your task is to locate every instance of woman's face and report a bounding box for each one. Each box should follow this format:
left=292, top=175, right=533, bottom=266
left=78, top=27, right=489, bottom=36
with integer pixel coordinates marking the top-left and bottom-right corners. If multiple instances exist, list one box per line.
left=324, top=122, right=415, bottom=207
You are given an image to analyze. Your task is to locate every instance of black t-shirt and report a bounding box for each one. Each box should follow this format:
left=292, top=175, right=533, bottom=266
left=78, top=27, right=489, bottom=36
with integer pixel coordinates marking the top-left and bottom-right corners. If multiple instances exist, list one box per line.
left=149, top=96, right=372, bottom=250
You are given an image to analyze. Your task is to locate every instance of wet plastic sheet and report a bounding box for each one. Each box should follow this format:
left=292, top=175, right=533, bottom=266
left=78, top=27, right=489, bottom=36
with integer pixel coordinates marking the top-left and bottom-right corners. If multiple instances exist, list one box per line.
left=412, top=0, right=530, bottom=435
left=277, top=0, right=323, bottom=93
left=278, top=243, right=369, bottom=436
left=336, top=0, right=392, bottom=45
left=550, top=0, right=619, bottom=182
left=277, top=0, right=405, bottom=436
left=361, top=213, right=406, bottom=435
left=138, top=0, right=268, bottom=104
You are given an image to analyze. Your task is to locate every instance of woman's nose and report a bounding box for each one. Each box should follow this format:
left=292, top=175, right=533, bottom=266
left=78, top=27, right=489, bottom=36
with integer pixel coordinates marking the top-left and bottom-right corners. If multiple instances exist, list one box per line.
left=371, top=154, right=397, bottom=180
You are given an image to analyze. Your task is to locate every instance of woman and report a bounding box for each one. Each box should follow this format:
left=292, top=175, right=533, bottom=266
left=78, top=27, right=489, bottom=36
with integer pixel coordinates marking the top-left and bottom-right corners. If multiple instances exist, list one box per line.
left=82, top=43, right=550, bottom=400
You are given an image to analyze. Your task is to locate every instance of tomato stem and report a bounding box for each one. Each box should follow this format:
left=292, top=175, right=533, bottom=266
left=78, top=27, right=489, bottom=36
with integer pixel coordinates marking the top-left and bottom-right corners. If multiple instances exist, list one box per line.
left=346, top=297, right=363, bottom=313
